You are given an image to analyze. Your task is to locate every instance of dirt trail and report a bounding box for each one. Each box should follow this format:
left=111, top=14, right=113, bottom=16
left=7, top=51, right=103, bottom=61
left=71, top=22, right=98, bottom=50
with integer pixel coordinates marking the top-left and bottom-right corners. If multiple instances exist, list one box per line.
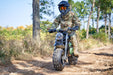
left=0, top=46, right=113, bottom=75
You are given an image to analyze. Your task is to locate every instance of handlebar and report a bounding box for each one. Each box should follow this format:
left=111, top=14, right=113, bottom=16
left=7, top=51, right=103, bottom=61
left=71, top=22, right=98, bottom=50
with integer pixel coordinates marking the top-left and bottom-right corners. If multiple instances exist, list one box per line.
left=48, top=26, right=79, bottom=33
left=48, top=28, right=64, bottom=33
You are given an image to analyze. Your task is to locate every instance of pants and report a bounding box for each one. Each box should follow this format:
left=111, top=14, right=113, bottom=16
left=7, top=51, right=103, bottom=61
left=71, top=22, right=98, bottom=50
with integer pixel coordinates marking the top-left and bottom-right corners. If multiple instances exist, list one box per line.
left=70, top=32, right=79, bottom=57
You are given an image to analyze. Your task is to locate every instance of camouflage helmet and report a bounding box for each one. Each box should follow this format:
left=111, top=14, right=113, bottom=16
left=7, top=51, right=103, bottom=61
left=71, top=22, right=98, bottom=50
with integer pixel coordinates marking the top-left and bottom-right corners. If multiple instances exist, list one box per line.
left=58, top=1, right=70, bottom=16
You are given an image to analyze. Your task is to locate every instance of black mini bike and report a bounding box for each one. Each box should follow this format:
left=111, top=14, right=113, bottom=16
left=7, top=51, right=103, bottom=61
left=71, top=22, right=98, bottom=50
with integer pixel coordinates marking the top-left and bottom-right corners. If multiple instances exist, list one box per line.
left=48, top=26, right=79, bottom=71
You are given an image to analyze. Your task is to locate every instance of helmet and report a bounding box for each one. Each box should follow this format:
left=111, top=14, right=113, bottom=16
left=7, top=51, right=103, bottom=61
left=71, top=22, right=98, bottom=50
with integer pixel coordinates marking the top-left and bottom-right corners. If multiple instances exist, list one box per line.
left=58, top=1, right=70, bottom=16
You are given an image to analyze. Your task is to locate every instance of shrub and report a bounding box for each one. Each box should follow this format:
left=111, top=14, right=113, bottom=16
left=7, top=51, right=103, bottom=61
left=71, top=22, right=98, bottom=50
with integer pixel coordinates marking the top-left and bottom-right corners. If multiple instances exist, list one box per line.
left=89, top=28, right=96, bottom=34
left=92, top=32, right=108, bottom=42
left=77, top=29, right=86, bottom=39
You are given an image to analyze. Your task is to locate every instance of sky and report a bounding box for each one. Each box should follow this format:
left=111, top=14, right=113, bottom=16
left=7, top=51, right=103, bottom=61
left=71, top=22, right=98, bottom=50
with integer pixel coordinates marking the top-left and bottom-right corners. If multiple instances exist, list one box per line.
left=0, top=0, right=32, bottom=28
left=0, top=0, right=112, bottom=28
left=0, top=0, right=83, bottom=28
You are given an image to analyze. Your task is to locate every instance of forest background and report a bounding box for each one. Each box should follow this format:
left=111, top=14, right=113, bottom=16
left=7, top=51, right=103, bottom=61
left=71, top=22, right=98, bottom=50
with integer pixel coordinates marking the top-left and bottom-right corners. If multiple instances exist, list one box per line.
left=0, top=0, right=113, bottom=63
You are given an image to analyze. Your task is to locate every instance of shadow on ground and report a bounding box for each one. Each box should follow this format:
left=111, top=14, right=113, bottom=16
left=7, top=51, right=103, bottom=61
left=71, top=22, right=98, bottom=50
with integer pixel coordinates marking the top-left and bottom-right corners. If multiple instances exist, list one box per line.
left=94, top=52, right=113, bottom=57
left=0, top=58, right=45, bottom=75
left=89, top=67, right=113, bottom=72
left=0, top=57, right=95, bottom=75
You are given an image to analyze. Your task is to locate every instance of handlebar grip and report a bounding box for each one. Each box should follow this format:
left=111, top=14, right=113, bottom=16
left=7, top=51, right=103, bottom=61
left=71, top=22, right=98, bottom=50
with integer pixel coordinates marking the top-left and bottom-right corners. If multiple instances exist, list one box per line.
left=48, top=28, right=56, bottom=33
left=70, top=26, right=79, bottom=31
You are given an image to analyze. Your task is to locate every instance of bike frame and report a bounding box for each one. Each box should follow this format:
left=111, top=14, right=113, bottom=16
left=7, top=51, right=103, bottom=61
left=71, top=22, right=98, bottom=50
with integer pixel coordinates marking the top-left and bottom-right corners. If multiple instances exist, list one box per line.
left=64, top=33, right=68, bottom=59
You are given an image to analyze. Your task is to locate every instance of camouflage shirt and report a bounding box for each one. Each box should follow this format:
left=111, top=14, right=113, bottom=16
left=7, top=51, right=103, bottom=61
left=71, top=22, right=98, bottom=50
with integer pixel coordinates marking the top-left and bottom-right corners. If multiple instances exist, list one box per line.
left=52, top=11, right=81, bottom=30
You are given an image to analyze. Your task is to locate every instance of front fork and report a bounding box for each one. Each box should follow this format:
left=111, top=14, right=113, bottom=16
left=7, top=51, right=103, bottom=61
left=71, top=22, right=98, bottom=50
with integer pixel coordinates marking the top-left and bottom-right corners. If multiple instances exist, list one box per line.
left=62, top=33, right=68, bottom=61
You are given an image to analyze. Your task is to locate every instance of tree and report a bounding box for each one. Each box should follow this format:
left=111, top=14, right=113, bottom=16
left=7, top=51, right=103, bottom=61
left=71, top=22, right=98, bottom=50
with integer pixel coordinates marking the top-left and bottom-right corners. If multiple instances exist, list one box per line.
left=40, top=0, right=54, bottom=19
left=96, top=0, right=100, bottom=33
left=32, top=0, right=55, bottom=42
left=100, top=0, right=113, bottom=39
left=108, top=0, right=113, bottom=40
left=108, top=13, right=111, bottom=40
left=104, top=13, right=107, bottom=34
left=33, top=0, right=40, bottom=42
left=86, top=0, right=95, bottom=39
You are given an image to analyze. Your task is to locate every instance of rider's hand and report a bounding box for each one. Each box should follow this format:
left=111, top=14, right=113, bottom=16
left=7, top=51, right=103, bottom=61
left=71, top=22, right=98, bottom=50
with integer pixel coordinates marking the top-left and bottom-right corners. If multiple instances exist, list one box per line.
left=68, top=27, right=72, bottom=31
left=48, top=28, right=56, bottom=33
left=48, top=29, right=52, bottom=33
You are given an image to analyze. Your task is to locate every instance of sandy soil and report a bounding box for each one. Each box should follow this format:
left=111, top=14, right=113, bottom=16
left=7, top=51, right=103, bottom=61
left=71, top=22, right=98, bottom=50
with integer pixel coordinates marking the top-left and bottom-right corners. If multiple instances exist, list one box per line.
left=0, top=45, right=113, bottom=75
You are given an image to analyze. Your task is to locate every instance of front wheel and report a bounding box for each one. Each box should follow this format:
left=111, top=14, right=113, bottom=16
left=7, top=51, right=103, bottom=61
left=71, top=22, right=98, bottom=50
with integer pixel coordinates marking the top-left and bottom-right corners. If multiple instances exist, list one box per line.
left=53, top=48, right=65, bottom=71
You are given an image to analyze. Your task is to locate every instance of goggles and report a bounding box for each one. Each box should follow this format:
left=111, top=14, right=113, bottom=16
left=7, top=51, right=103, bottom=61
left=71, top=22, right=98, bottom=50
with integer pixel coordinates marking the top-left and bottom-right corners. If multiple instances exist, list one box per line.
left=60, top=6, right=66, bottom=10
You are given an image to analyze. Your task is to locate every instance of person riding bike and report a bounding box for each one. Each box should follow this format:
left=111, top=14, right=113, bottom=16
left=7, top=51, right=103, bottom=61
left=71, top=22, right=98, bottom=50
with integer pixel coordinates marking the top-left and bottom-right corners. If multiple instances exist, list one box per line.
left=49, top=1, right=81, bottom=58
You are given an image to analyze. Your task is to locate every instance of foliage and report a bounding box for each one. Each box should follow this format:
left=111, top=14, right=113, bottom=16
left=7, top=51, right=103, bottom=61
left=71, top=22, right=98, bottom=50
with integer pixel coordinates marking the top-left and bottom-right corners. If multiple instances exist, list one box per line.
left=0, top=21, right=53, bottom=59
left=0, top=25, right=32, bottom=40
left=89, top=27, right=96, bottom=34
left=78, top=29, right=86, bottom=39
left=92, top=32, right=108, bottom=42
left=99, top=25, right=113, bottom=34
left=40, top=0, right=54, bottom=19
left=100, top=0, right=113, bottom=13
left=0, top=20, right=112, bottom=64
left=40, top=21, right=52, bottom=32
left=0, top=0, right=113, bottom=64
left=69, top=0, right=89, bottom=19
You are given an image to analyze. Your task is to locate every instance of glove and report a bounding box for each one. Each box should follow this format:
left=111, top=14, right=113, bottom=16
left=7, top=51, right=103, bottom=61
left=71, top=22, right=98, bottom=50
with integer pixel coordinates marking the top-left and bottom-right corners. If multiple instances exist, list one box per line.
left=48, top=29, right=53, bottom=33
left=68, top=27, right=72, bottom=31
left=48, top=28, right=56, bottom=33
left=71, top=26, right=79, bottom=31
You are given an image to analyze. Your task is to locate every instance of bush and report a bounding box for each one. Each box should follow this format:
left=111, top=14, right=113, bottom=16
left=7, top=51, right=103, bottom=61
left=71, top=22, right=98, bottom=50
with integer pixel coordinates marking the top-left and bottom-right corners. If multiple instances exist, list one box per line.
left=0, top=39, right=22, bottom=57
left=0, top=23, right=112, bottom=63
left=89, top=28, right=96, bottom=34
left=92, top=32, right=108, bottom=42
left=77, top=29, right=86, bottom=39
left=0, top=35, right=53, bottom=64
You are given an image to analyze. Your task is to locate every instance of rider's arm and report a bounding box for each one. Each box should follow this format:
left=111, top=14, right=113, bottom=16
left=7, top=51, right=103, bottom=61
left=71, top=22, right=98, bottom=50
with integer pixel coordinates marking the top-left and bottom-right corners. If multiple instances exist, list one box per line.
left=51, top=15, right=61, bottom=29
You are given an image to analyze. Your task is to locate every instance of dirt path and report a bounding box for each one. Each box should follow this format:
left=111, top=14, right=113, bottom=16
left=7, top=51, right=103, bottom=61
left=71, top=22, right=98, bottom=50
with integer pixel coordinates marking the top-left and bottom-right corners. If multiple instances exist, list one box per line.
left=0, top=46, right=113, bottom=75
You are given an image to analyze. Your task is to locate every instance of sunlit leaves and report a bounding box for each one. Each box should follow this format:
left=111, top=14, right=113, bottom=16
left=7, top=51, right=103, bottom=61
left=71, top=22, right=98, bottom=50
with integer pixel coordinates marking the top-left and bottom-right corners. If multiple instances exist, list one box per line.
left=0, top=21, right=53, bottom=40
left=40, top=0, right=54, bottom=19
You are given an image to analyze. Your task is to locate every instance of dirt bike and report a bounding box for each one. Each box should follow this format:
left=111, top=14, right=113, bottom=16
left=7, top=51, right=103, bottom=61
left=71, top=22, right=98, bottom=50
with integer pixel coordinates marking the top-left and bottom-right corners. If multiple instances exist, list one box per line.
left=48, top=26, right=79, bottom=71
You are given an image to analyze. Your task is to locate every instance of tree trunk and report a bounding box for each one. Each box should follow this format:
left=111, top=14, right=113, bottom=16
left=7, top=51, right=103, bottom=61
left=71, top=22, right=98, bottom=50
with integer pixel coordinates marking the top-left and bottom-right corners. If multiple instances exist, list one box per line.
left=97, top=4, right=100, bottom=33
left=108, top=13, right=111, bottom=40
left=92, top=15, right=94, bottom=28
left=68, top=0, right=72, bottom=10
left=86, top=0, right=95, bottom=39
left=104, top=14, right=107, bottom=34
left=33, top=0, right=40, bottom=42
left=83, top=16, right=85, bottom=29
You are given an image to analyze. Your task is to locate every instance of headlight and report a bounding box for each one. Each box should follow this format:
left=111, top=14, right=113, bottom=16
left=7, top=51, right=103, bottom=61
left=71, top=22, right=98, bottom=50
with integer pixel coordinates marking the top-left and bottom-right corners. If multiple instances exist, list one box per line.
left=56, top=33, right=63, bottom=40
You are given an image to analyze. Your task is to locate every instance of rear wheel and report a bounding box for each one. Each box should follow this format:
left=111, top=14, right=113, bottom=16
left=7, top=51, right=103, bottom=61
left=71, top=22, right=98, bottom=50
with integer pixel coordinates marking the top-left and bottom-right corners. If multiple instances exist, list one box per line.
left=68, top=55, right=78, bottom=65
left=53, top=48, right=65, bottom=71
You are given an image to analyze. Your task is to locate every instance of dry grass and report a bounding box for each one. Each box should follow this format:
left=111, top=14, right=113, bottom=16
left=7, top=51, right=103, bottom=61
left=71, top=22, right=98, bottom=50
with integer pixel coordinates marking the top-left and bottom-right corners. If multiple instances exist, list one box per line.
left=78, top=38, right=112, bottom=51
left=0, top=35, right=53, bottom=64
left=0, top=33, right=112, bottom=65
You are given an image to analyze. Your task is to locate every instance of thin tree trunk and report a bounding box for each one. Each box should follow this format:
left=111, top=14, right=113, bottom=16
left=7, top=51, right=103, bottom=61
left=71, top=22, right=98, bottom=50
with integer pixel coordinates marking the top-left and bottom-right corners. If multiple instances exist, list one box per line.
left=83, top=16, right=85, bottom=29
left=33, top=0, right=40, bottom=42
left=86, top=0, right=95, bottom=39
left=92, top=16, right=94, bottom=28
left=97, top=4, right=100, bottom=33
left=52, top=0, right=55, bottom=18
left=68, top=0, right=72, bottom=10
left=104, top=14, right=107, bottom=34
left=108, top=13, right=111, bottom=40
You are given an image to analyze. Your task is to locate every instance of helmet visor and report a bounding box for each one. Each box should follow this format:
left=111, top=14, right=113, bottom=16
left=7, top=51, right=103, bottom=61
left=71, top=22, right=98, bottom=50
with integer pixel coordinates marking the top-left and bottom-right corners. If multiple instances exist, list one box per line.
left=60, top=6, right=66, bottom=10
